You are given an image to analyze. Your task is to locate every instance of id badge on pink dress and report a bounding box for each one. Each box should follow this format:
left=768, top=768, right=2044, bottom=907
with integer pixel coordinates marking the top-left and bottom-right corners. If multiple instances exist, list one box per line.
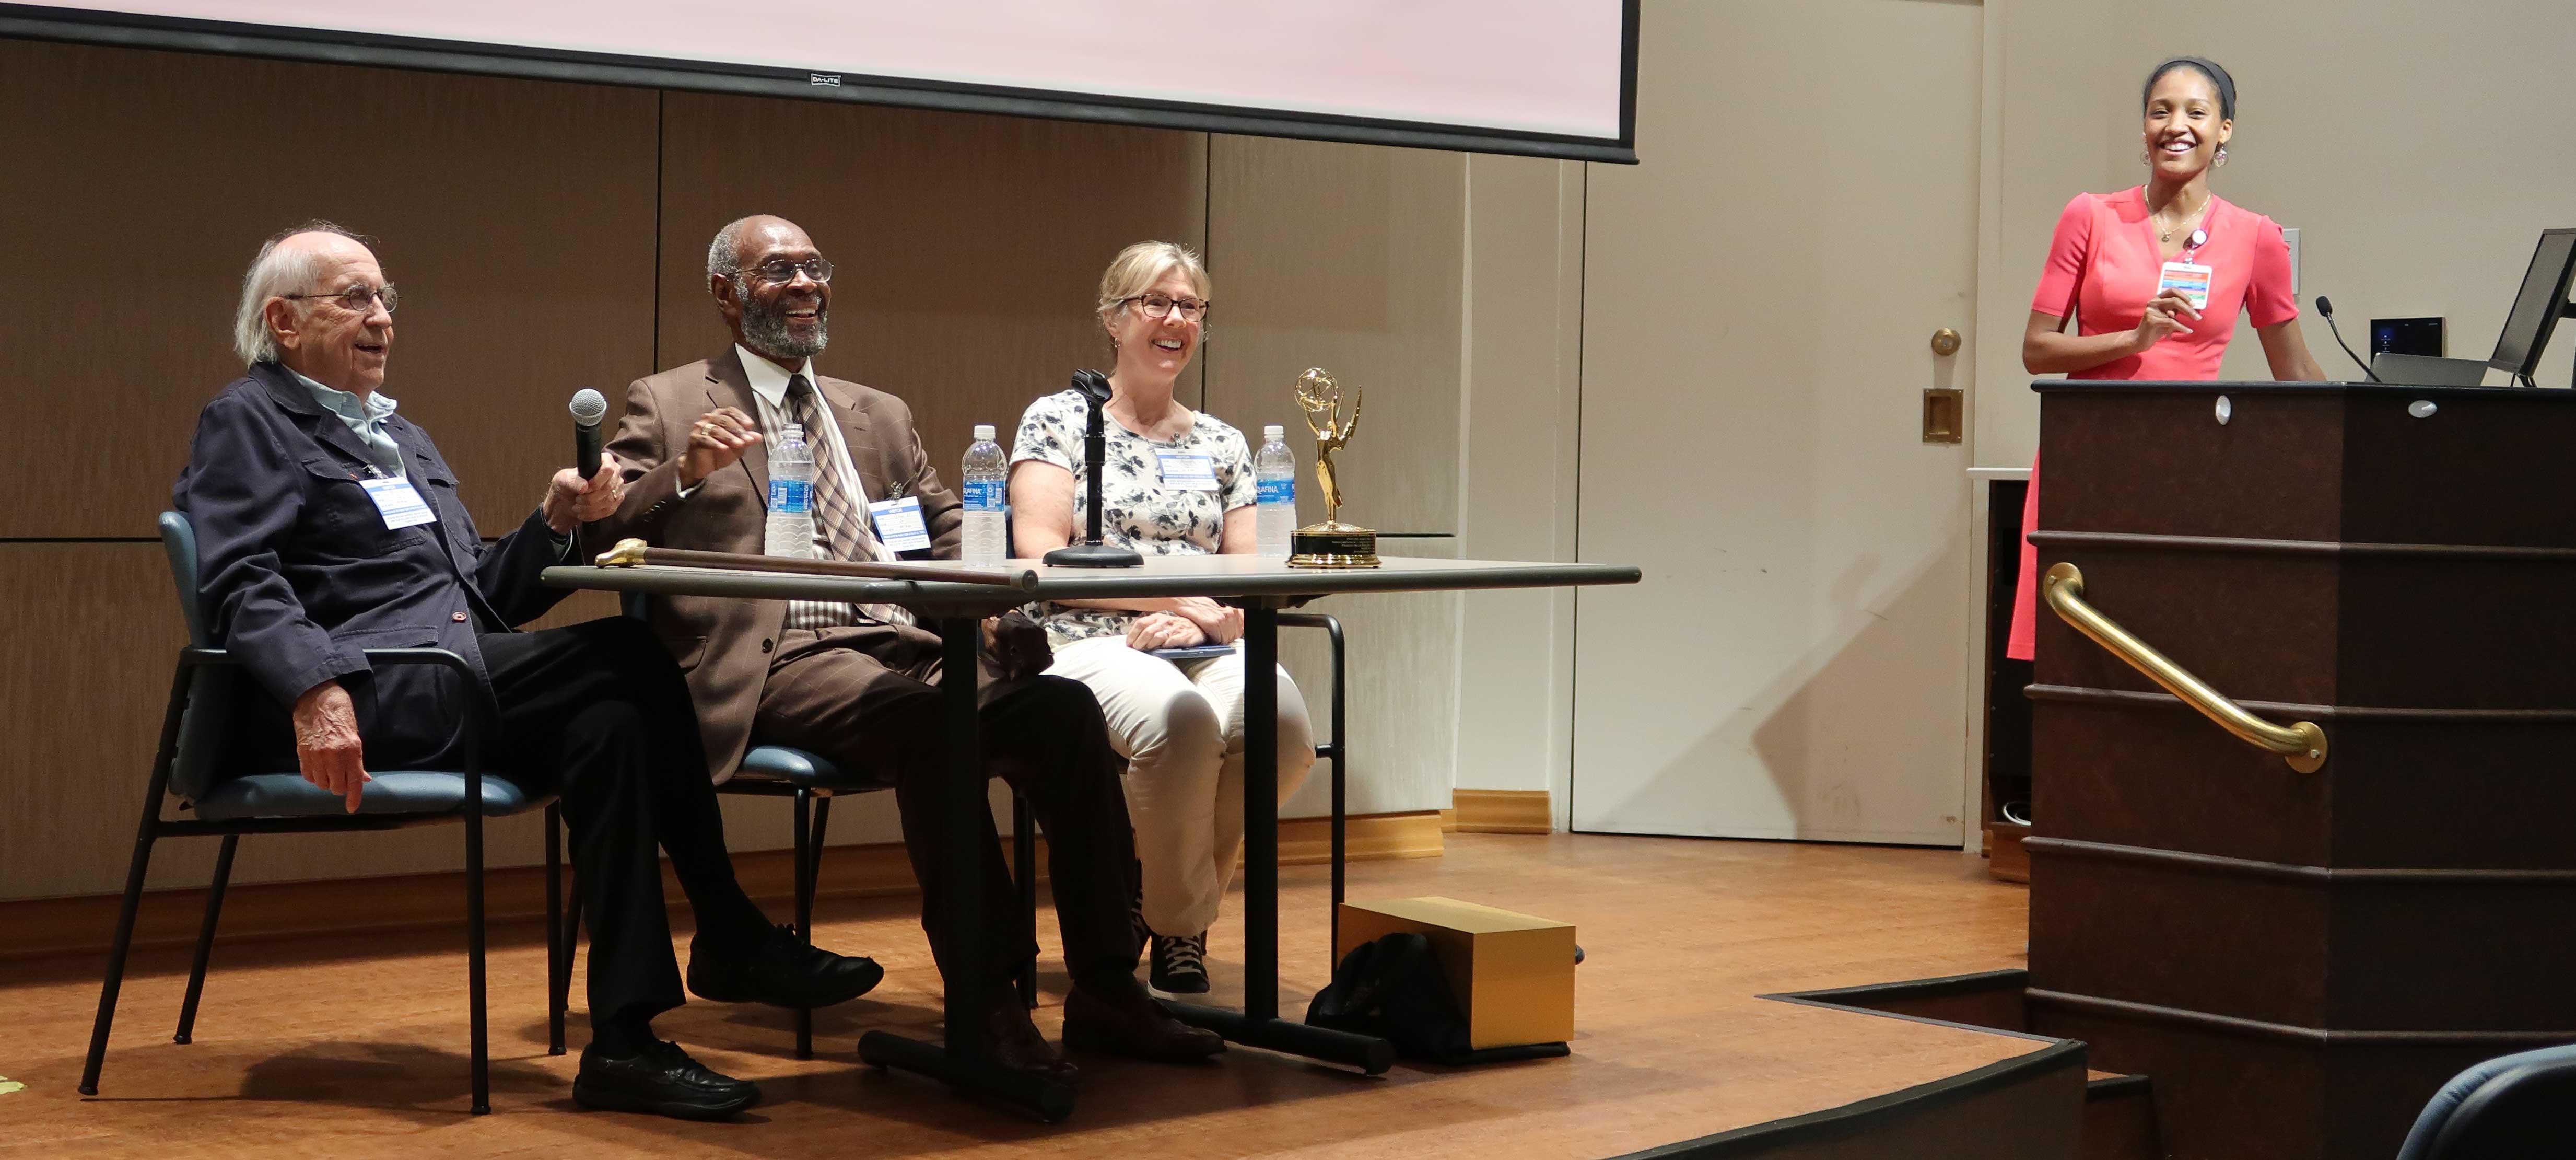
left=2159, top=261, right=2213, bottom=311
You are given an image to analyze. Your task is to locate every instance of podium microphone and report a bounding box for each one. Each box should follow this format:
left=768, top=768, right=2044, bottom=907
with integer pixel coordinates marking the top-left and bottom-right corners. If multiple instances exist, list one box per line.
left=569, top=389, right=609, bottom=477
left=2314, top=297, right=2382, bottom=382
left=1042, top=370, right=1143, bottom=568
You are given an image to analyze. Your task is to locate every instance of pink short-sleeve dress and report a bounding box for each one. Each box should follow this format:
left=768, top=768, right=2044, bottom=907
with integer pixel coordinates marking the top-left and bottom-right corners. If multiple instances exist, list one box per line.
left=2006, top=188, right=2300, bottom=660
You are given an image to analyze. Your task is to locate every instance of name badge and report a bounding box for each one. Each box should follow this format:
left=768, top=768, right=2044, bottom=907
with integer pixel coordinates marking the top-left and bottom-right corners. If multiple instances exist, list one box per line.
left=1156, top=451, right=1220, bottom=492
left=867, top=495, right=933, bottom=552
left=2159, top=261, right=2214, bottom=311
left=360, top=477, right=436, bottom=530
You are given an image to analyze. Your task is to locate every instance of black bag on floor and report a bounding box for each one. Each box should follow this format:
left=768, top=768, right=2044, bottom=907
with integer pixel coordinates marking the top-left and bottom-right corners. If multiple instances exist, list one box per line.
left=1305, top=932, right=1570, bottom=1065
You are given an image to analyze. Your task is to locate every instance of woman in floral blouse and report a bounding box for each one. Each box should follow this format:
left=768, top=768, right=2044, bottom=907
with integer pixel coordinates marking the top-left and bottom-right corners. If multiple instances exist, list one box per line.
left=1009, top=240, right=1316, bottom=996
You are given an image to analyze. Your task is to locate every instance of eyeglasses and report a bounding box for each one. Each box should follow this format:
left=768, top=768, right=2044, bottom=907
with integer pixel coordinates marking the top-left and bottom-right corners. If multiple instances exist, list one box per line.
left=282, top=284, right=400, bottom=315
left=747, top=257, right=834, bottom=285
left=1124, top=292, right=1209, bottom=322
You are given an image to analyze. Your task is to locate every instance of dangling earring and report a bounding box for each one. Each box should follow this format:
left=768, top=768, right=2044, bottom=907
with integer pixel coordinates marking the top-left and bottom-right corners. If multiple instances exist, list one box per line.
left=2142, top=148, right=2153, bottom=166
left=2214, top=146, right=2228, bottom=168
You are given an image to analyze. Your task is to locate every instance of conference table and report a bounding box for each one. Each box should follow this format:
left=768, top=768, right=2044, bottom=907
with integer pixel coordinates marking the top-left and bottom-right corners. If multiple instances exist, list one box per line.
left=543, top=551, right=1640, bottom=1121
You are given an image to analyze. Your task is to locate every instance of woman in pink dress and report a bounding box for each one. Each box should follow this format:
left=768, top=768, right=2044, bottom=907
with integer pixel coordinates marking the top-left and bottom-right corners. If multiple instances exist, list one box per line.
left=2006, top=56, right=2326, bottom=663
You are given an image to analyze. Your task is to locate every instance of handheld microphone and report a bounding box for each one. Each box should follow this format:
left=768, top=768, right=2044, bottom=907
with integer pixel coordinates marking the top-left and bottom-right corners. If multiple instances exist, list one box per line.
left=569, top=389, right=608, bottom=477
left=2314, top=297, right=2382, bottom=383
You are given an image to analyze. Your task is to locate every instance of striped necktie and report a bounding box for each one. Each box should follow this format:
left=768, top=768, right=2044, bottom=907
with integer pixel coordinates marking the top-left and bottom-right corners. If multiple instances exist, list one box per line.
left=785, top=374, right=912, bottom=627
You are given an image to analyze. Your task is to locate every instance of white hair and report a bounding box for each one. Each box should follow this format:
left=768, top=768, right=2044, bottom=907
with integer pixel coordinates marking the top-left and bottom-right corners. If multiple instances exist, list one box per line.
left=707, top=215, right=768, bottom=286
left=232, top=221, right=368, bottom=365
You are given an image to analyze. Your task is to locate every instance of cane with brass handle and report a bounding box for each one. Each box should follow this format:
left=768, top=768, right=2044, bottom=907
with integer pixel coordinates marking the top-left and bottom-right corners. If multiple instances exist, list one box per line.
left=2042, top=563, right=2326, bottom=773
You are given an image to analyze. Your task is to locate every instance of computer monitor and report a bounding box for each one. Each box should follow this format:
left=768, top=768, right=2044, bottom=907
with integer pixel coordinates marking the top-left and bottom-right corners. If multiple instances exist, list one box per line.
left=2487, top=228, right=2576, bottom=383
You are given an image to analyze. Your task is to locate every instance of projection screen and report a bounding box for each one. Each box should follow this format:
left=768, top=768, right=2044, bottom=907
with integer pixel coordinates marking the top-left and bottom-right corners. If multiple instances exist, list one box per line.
left=0, top=1, right=1637, bottom=161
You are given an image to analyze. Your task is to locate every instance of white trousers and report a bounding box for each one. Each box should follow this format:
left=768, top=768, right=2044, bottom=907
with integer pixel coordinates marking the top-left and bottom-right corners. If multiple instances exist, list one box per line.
left=1046, top=635, right=1317, bottom=937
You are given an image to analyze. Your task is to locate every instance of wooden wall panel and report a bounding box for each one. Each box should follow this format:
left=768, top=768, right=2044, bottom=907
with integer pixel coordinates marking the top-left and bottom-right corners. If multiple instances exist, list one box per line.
left=654, top=96, right=1208, bottom=480
left=1279, top=562, right=1465, bottom=820
left=1, top=42, right=1482, bottom=895
left=0, top=39, right=660, bottom=538
left=1202, top=135, right=1464, bottom=538
left=1205, top=136, right=1468, bottom=817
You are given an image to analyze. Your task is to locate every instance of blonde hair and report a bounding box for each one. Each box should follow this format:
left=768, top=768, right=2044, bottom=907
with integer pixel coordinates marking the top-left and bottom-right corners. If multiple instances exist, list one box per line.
left=1095, top=240, right=1211, bottom=324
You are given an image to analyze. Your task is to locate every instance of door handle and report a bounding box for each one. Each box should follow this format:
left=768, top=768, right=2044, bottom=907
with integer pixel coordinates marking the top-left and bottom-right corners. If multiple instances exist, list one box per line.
left=1930, top=327, right=1962, bottom=357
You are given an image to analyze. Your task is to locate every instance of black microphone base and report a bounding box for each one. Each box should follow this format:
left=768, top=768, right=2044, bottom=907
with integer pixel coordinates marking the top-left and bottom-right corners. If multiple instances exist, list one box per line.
left=1043, top=542, right=1143, bottom=569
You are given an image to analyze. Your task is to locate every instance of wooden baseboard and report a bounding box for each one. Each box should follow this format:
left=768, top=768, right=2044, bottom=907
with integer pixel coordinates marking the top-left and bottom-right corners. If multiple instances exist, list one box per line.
left=1450, top=788, right=1553, bottom=834
left=2, top=811, right=1444, bottom=963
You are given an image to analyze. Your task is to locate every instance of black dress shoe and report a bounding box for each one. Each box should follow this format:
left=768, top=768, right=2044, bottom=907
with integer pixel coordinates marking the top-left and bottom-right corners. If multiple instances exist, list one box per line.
left=573, top=1040, right=760, bottom=1120
left=1062, top=982, right=1225, bottom=1062
left=982, top=1003, right=1079, bottom=1082
left=689, top=924, right=884, bottom=1008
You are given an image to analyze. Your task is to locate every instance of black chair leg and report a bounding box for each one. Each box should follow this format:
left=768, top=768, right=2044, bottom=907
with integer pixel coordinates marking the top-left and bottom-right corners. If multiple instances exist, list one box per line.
left=810, top=793, right=834, bottom=890
left=173, top=833, right=240, bottom=1045
left=464, top=806, right=490, bottom=1116
left=1013, top=792, right=1038, bottom=1010
left=544, top=802, right=566, bottom=1057
left=558, top=879, right=583, bottom=1047
left=793, top=787, right=814, bottom=1061
left=78, top=809, right=165, bottom=1096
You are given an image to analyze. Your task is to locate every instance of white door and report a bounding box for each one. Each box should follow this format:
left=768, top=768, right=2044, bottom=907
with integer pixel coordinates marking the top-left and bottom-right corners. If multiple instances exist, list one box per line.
left=1572, top=0, right=1982, bottom=843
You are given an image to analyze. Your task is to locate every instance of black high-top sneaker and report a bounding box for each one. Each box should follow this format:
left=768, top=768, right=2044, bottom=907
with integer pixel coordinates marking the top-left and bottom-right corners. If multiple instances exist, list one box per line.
left=1149, top=930, right=1211, bottom=995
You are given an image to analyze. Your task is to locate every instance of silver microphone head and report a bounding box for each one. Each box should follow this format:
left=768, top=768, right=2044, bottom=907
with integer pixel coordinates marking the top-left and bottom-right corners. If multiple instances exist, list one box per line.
left=569, top=388, right=608, bottom=426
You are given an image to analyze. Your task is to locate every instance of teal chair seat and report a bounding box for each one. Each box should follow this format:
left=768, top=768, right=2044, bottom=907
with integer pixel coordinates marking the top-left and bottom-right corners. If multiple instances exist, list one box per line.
left=194, top=771, right=538, bottom=820
left=736, top=745, right=884, bottom=788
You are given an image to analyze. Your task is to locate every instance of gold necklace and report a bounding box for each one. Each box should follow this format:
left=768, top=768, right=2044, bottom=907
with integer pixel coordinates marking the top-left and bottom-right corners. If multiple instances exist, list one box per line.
left=2152, top=192, right=2211, bottom=245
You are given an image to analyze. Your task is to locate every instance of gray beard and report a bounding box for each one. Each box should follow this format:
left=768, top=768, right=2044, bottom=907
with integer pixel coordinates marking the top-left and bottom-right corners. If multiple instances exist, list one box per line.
left=742, top=297, right=828, bottom=360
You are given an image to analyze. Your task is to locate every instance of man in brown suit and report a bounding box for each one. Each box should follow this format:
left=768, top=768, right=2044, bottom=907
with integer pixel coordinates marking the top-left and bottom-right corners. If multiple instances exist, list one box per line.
left=599, top=214, right=1221, bottom=1076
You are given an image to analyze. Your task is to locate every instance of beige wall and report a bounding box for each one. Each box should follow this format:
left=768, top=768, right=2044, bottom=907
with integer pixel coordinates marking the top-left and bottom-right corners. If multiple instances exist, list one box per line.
left=1448, top=156, right=1587, bottom=815
left=1974, top=0, right=2576, bottom=469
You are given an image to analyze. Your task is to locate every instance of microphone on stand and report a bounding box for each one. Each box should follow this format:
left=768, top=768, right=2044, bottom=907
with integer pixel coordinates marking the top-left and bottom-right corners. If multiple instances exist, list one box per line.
left=1043, top=370, right=1143, bottom=568
left=569, top=389, right=609, bottom=477
left=2314, top=297, right=2382, bottom=382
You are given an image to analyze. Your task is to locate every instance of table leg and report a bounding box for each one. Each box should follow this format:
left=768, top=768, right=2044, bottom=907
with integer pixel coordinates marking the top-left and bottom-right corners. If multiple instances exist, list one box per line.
left=859, top=615, right=1075, bottom=1122
left=1159, top=604, right=1392, bottom=1074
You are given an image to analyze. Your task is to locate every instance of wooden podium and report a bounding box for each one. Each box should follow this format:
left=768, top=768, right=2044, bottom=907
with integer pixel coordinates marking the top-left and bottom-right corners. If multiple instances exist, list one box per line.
left=2022, top=381, right=2576, bottom=1159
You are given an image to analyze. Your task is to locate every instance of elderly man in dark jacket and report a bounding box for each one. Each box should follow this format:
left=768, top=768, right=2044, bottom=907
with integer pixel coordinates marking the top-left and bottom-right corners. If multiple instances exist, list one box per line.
left=173, top=221, right=875, bottom=1120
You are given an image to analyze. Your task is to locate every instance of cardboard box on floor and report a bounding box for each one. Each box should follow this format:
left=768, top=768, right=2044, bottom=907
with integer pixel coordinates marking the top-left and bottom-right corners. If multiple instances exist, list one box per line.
left=1336, top=896, right=1575, bottom=1049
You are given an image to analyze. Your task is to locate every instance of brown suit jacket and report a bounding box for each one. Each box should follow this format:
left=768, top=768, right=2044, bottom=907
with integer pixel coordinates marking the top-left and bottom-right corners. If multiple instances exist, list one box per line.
left=599, top=347, right=964, bottom=781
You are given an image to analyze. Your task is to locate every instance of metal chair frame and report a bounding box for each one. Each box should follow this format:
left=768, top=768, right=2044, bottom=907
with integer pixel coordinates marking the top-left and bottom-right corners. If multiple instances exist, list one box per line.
left=79, top=646, right=564, bottom=1117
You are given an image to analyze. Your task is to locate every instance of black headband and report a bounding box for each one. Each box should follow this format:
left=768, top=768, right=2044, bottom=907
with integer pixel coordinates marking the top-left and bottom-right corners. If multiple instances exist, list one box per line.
left=2145, top=56, right=2235, bottom=121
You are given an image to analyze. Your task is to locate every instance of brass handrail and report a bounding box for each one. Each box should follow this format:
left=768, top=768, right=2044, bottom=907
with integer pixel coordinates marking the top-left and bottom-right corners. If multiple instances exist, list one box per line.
left=2042, top=563, right=2327, bottom=773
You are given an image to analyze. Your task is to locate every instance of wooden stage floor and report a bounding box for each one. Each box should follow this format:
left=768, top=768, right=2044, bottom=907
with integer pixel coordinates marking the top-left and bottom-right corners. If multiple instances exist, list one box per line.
left=1, top=833, right=2038, bottom=1158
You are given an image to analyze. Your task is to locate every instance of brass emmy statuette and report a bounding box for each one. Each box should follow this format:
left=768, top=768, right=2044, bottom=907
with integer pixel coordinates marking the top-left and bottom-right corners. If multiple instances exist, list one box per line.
left=1287, top=367, right=1380, bottom=568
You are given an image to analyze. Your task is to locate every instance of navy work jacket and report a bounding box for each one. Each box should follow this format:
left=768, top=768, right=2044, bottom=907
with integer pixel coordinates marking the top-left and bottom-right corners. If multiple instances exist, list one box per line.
left=173, top=361, right=578, bottom=769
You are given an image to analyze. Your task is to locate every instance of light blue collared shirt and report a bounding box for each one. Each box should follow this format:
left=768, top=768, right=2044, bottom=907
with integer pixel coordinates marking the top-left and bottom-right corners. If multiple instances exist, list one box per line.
left=289, top=368, right=405, bottom=481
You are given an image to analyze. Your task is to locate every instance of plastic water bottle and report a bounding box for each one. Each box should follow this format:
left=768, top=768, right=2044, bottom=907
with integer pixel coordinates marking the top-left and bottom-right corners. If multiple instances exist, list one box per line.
left=764, top=423, right=816, bottom=559
left=1255, top=424, right=1296, bottom=558
left=961, top=423, right=1008, bottom=567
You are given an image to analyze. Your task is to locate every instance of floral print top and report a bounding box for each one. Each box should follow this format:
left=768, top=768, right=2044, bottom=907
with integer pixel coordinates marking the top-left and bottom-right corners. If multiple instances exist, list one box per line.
left=1012, top=388, right=1256, bottom=646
